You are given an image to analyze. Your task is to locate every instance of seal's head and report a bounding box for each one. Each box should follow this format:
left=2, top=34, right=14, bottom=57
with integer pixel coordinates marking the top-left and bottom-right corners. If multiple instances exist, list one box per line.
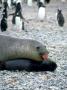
left=37, top=46, right=49, bottom=60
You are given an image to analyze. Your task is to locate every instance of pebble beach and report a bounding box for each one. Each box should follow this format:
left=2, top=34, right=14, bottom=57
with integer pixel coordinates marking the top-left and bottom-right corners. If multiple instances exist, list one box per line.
left=0, top=0, right=67, bottom=90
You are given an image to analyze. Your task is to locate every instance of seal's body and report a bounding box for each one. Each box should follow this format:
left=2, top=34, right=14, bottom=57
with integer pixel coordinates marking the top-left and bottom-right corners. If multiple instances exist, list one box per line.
left=0, top=35, right=57, bottom=71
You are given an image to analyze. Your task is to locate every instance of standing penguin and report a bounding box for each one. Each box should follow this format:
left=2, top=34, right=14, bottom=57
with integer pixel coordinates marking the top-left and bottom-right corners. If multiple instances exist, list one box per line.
left=57, top=9, right=65, bottom=27
left=15, top=13, right=22, bottom=31
left=1, top=15, right=7, bottom=32
left=12, top=1, right=25, bottom=31
left=38, top=2, right=46, bottom=21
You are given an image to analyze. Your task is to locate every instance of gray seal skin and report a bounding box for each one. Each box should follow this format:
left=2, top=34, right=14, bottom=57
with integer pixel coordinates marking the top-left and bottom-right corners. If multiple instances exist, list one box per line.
left=0, top=35, right=45, bottom=61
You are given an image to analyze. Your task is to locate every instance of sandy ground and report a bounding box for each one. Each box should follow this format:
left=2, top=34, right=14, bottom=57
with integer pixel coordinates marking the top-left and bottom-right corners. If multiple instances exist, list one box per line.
left=0, top=1, right=67, bottom=90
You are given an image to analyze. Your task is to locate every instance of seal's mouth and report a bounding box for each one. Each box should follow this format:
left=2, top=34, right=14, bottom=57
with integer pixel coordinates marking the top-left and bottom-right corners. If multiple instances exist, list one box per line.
left=41, top=53, right=48, bottom=61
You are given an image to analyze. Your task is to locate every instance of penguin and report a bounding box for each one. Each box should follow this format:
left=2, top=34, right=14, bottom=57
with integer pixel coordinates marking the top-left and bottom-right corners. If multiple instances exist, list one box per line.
left=7, top=0, right=11, bottom=8
left=38, top=2, right=46, bottom=21
left=2, top=8, right=7, bottom=18
left=12, top=2, right=25, bottom=30
left=14, top=12, right=22, bottom=31
left=12, top=14, right=22, bottom=31
left=0, top=15, right=7, bottom=32
left=57, top=9, right=65, bottom=27
left=37, top=2, right=43, bottom=8
left=3, top=1, right=8, bottom=18
left=15, top=2, right=22, bottom=13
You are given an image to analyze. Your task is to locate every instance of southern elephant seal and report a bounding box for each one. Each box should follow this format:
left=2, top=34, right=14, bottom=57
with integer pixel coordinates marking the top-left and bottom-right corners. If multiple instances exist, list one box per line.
left=0, top=35, right=57, bottom=71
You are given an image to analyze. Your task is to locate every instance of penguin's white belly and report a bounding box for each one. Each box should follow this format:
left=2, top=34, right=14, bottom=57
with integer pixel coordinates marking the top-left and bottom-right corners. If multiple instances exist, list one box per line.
left=7, top=0, right=11, bottom=8
left=27, top=0, right=33, bottom=6
left=38, top=7, right=45, bottom=20
left=15, top=17, right=22, bottom=30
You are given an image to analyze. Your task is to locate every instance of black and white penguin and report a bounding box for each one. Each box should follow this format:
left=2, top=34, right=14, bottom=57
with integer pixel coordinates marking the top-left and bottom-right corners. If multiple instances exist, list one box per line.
left=14, top=12, right=22, bottom=31
left=0, top=15, right=7, bottom=32
left=38, top=2, right=46, bottom=21
left=57, top=9, right=65, bottom=27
